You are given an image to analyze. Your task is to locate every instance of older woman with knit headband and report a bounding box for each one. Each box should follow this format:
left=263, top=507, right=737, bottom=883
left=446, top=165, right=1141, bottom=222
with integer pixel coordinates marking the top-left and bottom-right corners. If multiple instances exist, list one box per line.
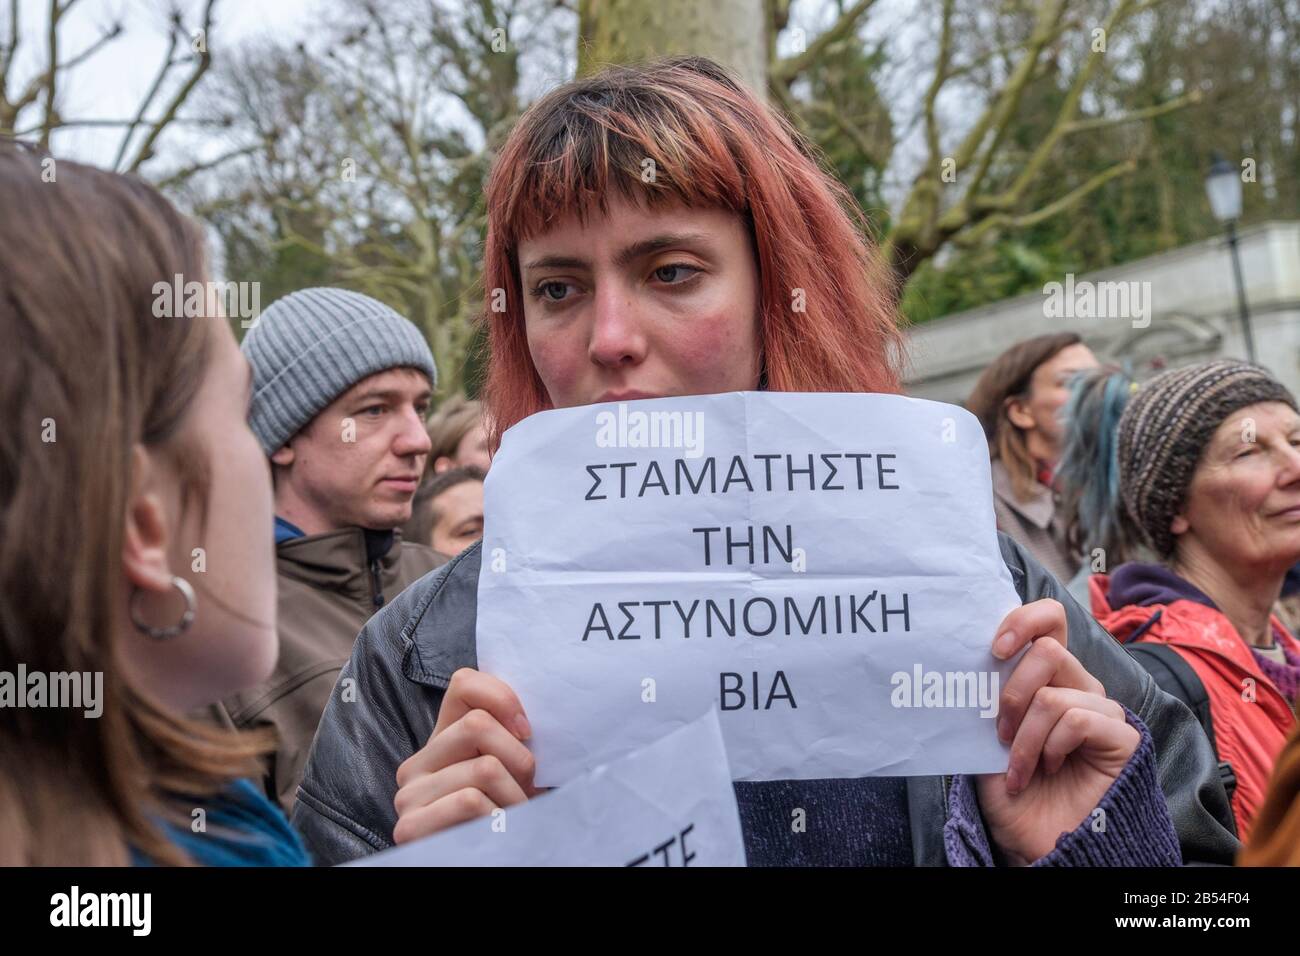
left=1091, top=359, right=1300, bottom=839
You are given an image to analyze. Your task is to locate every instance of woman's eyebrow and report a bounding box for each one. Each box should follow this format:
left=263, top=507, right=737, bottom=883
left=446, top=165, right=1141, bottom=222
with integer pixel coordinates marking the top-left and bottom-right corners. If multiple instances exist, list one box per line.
left=613, top=232, right=711, bottom=267
left=522, top=254, right=589, bottom=272
left=522, top=233, right=713, bottom=273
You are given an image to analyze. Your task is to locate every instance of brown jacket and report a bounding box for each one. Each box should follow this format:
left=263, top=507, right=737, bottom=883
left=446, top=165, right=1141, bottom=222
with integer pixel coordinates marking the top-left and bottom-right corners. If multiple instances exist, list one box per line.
left=212, top=527, right=445, bottom=812
left=989, top=458, right=1079, bottom=584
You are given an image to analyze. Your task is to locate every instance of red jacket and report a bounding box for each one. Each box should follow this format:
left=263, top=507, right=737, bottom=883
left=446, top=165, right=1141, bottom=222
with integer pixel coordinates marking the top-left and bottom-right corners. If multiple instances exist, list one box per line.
left=1091, top=574, right=1299, bottom=840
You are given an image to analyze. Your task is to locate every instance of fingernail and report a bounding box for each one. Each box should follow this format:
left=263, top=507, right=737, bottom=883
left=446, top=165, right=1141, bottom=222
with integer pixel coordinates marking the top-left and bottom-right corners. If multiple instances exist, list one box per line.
left=513, top=713, right=532, bottom=740
left=993, top=631, right=1016, bottom=658
left=997, top=717, right=1009, bottom=743
left=1005, top=768, right=1020, bottom=794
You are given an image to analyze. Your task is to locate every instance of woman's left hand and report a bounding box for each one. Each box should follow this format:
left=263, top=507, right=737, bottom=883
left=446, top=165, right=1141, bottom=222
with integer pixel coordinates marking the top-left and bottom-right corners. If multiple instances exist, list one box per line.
left=976, top=599, right=1140, bottom=865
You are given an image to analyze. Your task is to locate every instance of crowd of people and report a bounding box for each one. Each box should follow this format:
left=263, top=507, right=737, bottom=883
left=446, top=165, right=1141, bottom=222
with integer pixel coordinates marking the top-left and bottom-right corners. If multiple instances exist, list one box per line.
left=972, top=335, right=1300, bottom=857
left=1, top=55, right=1297, bottom=867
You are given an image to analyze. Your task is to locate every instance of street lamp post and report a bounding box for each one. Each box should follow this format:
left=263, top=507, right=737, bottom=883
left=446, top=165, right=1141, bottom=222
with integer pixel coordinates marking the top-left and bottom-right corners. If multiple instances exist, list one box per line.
left=1204, top=153, right=1257, bottom=363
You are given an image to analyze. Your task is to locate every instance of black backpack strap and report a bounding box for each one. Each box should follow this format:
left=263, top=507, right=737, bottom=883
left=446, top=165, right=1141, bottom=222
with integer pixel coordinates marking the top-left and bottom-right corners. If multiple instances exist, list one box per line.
left=1125, top=640, right=1238, bottom=808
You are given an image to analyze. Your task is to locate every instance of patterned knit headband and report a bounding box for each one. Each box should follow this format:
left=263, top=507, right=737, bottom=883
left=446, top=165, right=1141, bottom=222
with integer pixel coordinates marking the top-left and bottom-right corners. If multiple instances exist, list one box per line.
left=1117, top=360, right=1298, bottom=558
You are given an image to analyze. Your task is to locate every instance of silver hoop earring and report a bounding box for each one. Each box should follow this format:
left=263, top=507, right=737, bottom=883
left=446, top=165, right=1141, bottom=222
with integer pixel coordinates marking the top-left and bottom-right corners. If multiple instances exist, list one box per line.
left=130, top=576, right=196, bottom=641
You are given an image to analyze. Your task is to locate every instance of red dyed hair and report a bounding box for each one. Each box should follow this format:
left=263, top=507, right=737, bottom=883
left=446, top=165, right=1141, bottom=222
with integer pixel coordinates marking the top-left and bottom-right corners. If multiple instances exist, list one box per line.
left=482, top=56, right=905, bottom=443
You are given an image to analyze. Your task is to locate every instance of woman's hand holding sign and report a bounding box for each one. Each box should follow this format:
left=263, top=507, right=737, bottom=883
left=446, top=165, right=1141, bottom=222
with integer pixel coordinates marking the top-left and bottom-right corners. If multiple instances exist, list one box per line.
left=391, top=604, right=1141, bottom=862
left=393, top=668, right=541, bottom=844
left=977, top=599, right=1140, bottom=865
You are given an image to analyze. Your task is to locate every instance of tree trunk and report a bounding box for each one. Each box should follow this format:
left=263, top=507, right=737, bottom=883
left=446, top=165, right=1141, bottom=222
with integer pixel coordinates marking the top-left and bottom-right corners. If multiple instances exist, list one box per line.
left=578, top=0, right=767, bottom=98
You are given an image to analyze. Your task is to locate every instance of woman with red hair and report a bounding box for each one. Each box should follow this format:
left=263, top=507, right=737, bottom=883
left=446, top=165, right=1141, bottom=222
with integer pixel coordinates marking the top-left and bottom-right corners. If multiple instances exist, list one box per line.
left=293, top=58, right=1234, bottom=866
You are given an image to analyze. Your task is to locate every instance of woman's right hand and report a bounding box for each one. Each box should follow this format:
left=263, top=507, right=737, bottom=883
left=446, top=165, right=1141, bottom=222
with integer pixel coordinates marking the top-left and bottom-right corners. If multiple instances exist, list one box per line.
left=392, top=667, right=540, bottom=844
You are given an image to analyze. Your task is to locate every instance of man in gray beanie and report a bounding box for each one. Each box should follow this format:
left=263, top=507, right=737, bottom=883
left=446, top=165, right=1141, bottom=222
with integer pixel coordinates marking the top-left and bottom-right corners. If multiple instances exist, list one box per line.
left=211, top=288, right=447, bottom=813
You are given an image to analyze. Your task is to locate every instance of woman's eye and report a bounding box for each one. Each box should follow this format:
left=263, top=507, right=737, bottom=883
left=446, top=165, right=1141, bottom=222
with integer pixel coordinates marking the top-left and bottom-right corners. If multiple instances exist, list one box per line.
left=653, top=264, right=698, bottom=284
left=537, top=281, right=571, bottom=301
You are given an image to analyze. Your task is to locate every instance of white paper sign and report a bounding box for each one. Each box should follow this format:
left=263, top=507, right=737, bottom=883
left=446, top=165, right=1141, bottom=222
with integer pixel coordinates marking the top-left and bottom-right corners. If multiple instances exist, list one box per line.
left=348, top=709, right=745, bottom=867
left=478, top=392, right=1022, bottom=786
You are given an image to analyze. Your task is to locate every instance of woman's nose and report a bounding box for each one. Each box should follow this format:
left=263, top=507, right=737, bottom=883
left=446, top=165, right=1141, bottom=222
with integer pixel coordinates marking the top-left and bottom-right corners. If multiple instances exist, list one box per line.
left=588, top=283, right=647, bottom=368
left=1278, top=439, right=1300, bottom=487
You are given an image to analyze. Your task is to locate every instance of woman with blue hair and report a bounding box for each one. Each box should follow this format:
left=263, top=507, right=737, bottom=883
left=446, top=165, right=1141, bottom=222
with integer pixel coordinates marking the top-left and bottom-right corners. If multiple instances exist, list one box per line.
left=1055, top=366, right=1149, bottom=607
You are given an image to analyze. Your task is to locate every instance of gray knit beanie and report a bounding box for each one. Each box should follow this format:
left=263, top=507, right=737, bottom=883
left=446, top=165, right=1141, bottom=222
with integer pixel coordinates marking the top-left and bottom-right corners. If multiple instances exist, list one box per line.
left=241, top=288, right=437, bottom=454
left=1117, top=359, right=1297, bottom=558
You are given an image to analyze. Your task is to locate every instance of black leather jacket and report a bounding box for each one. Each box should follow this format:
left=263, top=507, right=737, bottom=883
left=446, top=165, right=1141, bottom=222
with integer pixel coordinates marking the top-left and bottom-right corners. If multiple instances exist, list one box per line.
left=291, top=536, right=1239, bottom=866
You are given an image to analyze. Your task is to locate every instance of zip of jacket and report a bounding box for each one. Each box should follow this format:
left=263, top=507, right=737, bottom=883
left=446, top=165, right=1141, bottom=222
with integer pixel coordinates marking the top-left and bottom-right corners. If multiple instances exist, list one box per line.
left=360, top=528, right=396, bottom=612
left=370, top=558, right=384, bottom=611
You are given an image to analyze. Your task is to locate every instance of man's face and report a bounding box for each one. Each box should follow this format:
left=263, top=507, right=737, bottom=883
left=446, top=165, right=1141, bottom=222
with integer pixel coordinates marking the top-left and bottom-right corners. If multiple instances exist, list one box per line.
left=273, top=367, right=432, bottom=532
left=429, top=479, right=485, bottom=557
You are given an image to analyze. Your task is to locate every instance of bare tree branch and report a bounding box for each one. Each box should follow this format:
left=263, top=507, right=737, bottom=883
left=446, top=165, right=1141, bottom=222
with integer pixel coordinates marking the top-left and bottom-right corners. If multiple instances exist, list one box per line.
left=1, top=0, right=21, bottom=100
left=125, top=0, right=219, bottom=173
left=112, top=13, right=182, bottom=170
left=770, top=0, right=879, bottom=82
left=956, top=157, right=1138, bottom=246
left=806, top=99, right=886, bottom=167
left=39, top=0, right=58, bottom=147
left=952, top=0, right=1067, bottom=208
left=883, top=0, right=1191, bottom=283
left=1061, top=88, right=1202, bottom=134
left=9, top=116, right=130, bottom=135
left=154, top=140, right=260, bottom=190
left=58, top=19, right=123, bottom=72
left=923, top=0, right=956, bottom=185
left=973, top=0, right=1181, bottom=217
left=945, top=30, right=1059, bottom=82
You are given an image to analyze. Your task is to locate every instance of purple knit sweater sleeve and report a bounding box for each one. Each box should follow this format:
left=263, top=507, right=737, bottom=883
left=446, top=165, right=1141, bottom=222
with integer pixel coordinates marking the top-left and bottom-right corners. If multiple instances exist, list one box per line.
left=943, top=706, right=1181, bottom=866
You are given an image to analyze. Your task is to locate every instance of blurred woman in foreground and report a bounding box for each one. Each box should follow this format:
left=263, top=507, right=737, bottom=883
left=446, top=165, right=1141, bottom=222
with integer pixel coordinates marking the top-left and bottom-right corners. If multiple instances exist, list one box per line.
left=0, top=145, right=307, bottom=865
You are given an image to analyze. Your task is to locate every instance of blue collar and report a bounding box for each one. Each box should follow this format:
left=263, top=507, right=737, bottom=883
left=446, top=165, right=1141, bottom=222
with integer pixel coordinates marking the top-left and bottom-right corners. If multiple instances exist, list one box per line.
left=132, top=779, right=309, bottom=867
left=274, top=516, right=306, bottom=544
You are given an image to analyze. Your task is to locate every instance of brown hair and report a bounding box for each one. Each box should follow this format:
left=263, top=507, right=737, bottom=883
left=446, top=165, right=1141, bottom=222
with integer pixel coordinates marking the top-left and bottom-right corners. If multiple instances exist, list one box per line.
left=966, top=333, right=1082, bottom=502
left=425, top=394, right=484, bottom=469
left=403, top=465, right=486, bottom=549
left=0, top=144, right=270, bottom=865
left=481, top=57, right=904, bottom=446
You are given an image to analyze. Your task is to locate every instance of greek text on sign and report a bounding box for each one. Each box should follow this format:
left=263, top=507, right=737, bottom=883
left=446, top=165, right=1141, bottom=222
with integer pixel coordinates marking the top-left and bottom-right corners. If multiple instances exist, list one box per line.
left=348, top=709, right=745, bottom=867
left=477, top=392, right=1022, bottom=786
